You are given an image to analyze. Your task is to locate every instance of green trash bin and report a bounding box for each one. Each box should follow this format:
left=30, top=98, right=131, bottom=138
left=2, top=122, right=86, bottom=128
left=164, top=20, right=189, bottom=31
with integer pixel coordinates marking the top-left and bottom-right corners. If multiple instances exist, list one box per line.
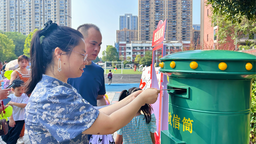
left=159, top=50, right=256, bottom=144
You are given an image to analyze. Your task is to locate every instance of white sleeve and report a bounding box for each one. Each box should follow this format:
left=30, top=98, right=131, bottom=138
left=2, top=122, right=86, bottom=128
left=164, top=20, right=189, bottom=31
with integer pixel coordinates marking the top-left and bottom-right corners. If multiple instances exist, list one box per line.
left=22, top=94, right=29, bottom=104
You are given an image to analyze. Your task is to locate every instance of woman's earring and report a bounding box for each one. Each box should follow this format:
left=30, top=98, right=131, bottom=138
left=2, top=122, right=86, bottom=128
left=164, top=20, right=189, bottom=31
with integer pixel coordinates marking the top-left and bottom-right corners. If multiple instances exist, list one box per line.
left=58, top=58, right=62, bottom=72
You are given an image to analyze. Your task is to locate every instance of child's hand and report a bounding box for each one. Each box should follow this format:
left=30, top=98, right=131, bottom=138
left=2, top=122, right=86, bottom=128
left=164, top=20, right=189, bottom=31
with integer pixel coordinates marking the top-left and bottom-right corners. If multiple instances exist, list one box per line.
left=8, top=101, right=14, bottom=106
left=138, top=88, right=159, bottom=104
left=9, top=119, right=15, bottom=127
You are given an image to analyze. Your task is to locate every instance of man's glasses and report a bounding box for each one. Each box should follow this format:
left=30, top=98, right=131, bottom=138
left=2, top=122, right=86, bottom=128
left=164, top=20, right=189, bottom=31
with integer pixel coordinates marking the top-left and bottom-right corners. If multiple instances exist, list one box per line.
left=73, top=50, right=88, bottom=62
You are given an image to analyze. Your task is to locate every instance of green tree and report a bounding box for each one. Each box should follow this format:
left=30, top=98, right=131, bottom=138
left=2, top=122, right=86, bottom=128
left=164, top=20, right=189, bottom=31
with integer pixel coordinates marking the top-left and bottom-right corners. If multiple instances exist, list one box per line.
left=112, top=61, right=117, bottom=68
left=123, top=60, right=132, bottom=68
left=139, top=57, right=147, bottom=66
left=207, top=0, right=256, bottom=23
left=102, top=45, right=118, bottom=62
left=0, top=33, right=16, bottom=62
left=139, top=51, right=152, bottom=66
left=210, top=9, right=256, bottom=48
left=119, top=55, right=124, bottom=61
left=134, top=55, right=141, bottom=64
left=93, top=56, right=100, bottom=63
left=251, top=79, right=256, bottom=143
left=5, top=32, right=27, bottom=57
left=126, top=56, right=131, bottom=61
left=23, top=29, right=38, bottom=57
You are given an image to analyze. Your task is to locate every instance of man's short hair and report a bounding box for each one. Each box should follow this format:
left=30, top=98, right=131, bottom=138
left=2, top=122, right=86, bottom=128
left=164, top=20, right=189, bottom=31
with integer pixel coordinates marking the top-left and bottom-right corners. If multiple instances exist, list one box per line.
left=77, top=24, right=101, bottom=38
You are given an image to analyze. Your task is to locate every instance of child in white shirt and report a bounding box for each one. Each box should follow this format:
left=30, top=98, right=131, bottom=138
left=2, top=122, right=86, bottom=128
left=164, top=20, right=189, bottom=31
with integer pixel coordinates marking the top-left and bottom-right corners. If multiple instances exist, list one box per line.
left=1, top=79, right=29, bottom=144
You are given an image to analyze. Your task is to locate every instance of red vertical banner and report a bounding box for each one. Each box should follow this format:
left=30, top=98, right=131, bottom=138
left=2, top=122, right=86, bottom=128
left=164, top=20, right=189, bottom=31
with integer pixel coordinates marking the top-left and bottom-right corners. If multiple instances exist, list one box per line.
left=152, top=20, right=167, bottom=47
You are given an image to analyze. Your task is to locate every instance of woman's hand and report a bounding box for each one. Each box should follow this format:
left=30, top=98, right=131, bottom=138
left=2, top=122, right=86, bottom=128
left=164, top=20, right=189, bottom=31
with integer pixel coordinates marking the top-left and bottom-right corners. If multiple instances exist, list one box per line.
left=0, top=88, right=11, bottom=100
left=137, top=88, right=159, bottom=105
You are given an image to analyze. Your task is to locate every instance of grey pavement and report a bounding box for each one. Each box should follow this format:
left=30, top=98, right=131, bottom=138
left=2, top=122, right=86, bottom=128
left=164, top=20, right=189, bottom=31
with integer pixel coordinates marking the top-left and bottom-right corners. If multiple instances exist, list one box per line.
left=104, top=74, right=141, bottom=83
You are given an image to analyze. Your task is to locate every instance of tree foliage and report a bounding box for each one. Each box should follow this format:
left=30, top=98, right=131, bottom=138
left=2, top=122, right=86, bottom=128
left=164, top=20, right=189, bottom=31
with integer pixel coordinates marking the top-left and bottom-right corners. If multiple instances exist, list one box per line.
left=210, top=7, right=256, bottom=47
left=93, top=56, right=100, bottom=63
left=134, top=55, right=141, bottom=64
left=207, top=0, right=256, bottom=23
left=102, top=45, right=118, bottom=62
left=123, top=60, right=132, bottom=68
left=139, top=51, right=152, bottom=66
left=119, top=55, right=124, bottom=61
left=0, top=33, right=16, bottom=62
left=126, top=56, right=131, bottom=61
left=4, top=32, right=27, bottom=57
left=23, top=29, right=38, bottom=57
left=250, top=79, right=256, bottom=143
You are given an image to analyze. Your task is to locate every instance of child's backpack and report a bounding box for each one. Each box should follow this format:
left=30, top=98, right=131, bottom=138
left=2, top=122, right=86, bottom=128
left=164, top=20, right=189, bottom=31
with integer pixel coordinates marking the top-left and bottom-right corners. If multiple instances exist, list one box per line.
left=108, top=73, right=112, bottom=79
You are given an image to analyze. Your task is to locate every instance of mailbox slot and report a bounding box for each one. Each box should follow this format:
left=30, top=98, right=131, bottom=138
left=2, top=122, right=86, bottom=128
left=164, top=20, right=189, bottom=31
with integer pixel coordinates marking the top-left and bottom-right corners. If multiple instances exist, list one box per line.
left=167, top=84, right=190, bottom=99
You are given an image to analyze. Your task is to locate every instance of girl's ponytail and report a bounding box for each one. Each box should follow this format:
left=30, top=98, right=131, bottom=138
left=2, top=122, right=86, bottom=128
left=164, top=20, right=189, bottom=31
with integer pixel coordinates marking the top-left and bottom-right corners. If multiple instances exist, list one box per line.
left=119, top=87, right=153, bottom=124
left=141, top=104, right=152, bottom=124
left=129, top=87, right=152, bottom=124
left=26, top=30, right=44, bottom=95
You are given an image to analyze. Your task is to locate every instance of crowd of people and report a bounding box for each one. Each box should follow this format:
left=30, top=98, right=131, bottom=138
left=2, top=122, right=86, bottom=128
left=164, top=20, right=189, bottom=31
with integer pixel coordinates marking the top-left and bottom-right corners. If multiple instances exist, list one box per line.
left=0, top=20, right=159, bottom=144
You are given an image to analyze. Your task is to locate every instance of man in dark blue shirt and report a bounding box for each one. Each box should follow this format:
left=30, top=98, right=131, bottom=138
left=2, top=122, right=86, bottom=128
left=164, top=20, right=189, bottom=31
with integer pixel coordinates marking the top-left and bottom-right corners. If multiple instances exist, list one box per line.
left=68, top=24, right=106, bottom=106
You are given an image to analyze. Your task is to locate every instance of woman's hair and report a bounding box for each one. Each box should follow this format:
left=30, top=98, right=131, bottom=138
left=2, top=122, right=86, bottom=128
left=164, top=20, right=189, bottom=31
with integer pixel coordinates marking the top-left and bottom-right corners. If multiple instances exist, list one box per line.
left=119, top=87, right=152, bottom=124
left=26, top=20, right=83, bottom=95
left=18, top=55, right=29, bottom=62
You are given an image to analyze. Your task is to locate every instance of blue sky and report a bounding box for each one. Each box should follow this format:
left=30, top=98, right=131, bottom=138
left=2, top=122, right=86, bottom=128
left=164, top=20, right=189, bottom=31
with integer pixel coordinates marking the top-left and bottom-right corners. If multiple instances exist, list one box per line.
left=72, top=0, right=201, bottom=57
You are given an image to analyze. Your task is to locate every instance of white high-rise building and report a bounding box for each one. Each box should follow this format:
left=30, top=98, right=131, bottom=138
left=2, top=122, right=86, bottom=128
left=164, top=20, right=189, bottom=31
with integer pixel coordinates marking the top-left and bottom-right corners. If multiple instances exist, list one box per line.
left=119, top=14, right=138, bottom=30
left=138, top=0, right=192, bottom=41
left=0, top=0, right=71, bottom=35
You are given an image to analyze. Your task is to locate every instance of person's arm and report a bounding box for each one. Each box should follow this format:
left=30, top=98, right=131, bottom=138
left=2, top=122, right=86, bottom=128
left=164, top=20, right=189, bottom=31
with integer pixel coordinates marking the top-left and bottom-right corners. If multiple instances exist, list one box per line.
left=115, top=134, right=123, bottom=144
left=0, top=89, right=11, bottom=100
left=8, top=101, right=26, bottom=108
left=151, top=133, right=155, bottom=144
left=97, top=69, right=106, bottom=106
left=83, top=88, right=159, bottom=135
left=97, top=95, right=106, bottom=106
left=9, top=114, right=15, bottom=127
left=99, top=91, right=141, bottom=115
left=10, top=71, right=17, bottom=84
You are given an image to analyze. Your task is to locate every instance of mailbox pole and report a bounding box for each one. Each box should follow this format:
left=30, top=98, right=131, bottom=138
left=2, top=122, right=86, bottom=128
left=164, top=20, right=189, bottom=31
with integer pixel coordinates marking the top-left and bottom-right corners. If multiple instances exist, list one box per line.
left=151, top=19, right=168, bottom=141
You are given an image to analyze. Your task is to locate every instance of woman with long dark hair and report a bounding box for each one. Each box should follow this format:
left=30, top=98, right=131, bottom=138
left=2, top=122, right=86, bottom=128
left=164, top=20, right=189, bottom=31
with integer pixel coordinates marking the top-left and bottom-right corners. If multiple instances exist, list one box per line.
left=115, top=87, right=156, bottom=144
left=25, top=20, right=159, bottom=143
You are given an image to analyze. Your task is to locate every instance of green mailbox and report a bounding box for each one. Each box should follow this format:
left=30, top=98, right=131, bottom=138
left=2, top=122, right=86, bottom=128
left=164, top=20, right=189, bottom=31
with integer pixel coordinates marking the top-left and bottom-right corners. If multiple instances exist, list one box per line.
left=159, top=50, right=256, bottom=144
